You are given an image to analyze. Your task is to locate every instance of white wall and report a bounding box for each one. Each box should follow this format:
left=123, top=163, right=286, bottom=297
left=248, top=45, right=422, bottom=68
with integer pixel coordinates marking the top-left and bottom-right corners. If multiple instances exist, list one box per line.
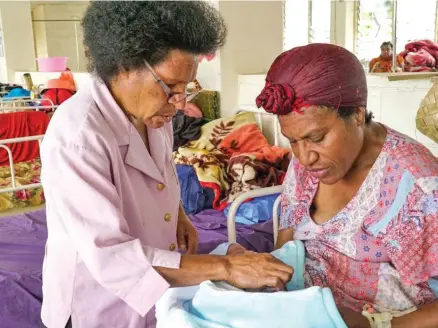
left=32, top=5, right=48, bottom=59
left=219, top=0, right=284, bottom=117
left=195, top=0, right=221, bottom=91
left=332, top=0, right=356, bottom=52
left=237, top=73, right=438, bottom=155
left=32, top=2, right=88, bottom=71
left=197, top=55, right=221, bottom=91
left=0, top=1, right=36, bottom=82
left=284, top=0, right=308, bottom=50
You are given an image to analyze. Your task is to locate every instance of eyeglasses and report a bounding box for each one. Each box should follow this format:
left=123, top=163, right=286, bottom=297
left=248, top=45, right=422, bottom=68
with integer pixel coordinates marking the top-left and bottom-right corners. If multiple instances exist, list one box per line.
left=144, top=60, right=202, bottom=104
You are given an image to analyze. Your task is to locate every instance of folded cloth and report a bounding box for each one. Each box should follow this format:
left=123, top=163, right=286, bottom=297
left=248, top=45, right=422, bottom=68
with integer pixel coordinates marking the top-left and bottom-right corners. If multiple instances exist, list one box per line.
left=173, top=111, right=203, bottom=151
left=191, top=210, right=274, bottom=254
left=400, top=40, right=438, bottom=72
left=223, top=193, right=280, bottom=225
left=155, top=241, right=347, bottom=328
left=177, top=164, right=214, bottom=214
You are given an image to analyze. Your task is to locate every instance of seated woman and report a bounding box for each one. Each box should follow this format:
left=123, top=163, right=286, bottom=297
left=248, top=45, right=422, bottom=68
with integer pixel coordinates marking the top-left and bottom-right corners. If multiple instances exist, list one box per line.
left=250, top=43, right=438, bottom=327
left=369, top=41, right=404, bottom=73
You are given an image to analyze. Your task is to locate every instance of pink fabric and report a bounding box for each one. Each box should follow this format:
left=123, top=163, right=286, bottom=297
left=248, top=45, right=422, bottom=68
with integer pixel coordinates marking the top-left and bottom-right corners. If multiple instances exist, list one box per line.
left=184, top=102, right=203, bottom=118
left=40, top=78, right=181, bottom=328
left=199, top=53, right=216, bottom=62
left=256, top=43, right=367, bottom=115
left=400, top=40, right=438, bottom=72
left=280, top=127, right=438, bottom=312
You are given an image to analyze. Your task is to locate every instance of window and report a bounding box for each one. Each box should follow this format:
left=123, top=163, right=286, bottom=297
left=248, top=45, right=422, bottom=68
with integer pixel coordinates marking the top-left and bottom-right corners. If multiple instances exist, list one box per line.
left=283, top=0, right=332, bottom=51
left=356, top=0, right=393, bottom=69
left=308, top=0, right=332, bottom=44
left=395, top=0, right=436, bottom=53
left=355, top=0, right=438, bottom=69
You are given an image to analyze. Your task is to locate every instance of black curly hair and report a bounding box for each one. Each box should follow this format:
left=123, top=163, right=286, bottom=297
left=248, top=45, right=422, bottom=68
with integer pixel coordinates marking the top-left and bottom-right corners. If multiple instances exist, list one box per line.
left=82, top=1, right=227, bottom=82
left=380, top=41, right=393, bottom=49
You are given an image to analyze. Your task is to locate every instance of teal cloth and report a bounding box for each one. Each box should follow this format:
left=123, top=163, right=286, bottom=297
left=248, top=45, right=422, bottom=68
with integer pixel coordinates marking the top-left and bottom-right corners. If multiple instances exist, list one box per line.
left=4, top=88, right=30, bottom=98
left=155, top=241, right=347, bottom=328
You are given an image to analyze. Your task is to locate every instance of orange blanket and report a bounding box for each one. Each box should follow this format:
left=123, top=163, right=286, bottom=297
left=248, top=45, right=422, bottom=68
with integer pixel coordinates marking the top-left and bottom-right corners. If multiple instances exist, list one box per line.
left=174, top=112, right=290, bottom=210
left=0, top=111, right=49, bottom=166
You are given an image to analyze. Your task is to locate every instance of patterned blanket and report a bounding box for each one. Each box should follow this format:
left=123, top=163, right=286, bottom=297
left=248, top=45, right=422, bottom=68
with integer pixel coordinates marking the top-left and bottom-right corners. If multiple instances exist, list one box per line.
left=173, top=112, right=290, bottom=210
left=0, top=159, right=45, bottom=212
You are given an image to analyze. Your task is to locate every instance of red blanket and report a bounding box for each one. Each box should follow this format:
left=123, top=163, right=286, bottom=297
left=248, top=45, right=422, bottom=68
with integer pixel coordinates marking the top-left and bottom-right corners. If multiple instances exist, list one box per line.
left=399, top=40, right=438, bottom=72
left=0, top=112, right=49, bottom=166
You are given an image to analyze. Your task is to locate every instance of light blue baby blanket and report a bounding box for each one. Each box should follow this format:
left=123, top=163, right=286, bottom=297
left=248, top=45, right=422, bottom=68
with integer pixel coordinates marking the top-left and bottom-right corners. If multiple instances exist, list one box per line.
left=155, top=241, right=347, bottom=328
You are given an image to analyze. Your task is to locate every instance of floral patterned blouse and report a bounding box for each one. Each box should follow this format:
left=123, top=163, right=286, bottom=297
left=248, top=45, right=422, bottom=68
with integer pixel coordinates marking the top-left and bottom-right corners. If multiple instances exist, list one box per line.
left=280, top=127, right=438, bottom=312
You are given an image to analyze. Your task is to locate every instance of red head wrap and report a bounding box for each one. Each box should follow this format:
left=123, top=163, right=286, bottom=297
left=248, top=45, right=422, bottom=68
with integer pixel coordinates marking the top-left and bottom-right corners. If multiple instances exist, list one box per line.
left=256, top=43, right=367, bottom=115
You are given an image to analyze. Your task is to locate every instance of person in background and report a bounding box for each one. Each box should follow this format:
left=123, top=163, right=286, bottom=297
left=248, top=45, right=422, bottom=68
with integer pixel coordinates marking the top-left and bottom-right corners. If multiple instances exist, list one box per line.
left=369, top=41, right=404, bottom=73
left=236, top=43, right=437, bottom=328
left=40, top=2, right=293, bottom=328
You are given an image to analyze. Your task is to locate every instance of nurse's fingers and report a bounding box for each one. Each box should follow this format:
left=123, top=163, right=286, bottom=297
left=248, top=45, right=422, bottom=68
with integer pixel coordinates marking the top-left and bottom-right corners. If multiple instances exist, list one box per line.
left=265, top=255, right=294, bottom=276
left=186, top=230, right=198, bottom=254
left=263, top=269, right=293, bottom=288
left=227, top=243, right=246, bottom=256
left=259, top=276, right=286, bottom=291
left=177, top=225, right=187, bottom=253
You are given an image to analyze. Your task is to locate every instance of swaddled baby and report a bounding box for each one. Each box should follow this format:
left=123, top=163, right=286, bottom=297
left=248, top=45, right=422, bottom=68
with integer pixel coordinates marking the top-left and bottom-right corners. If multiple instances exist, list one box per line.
left=155, top=241, right=347, bottom=328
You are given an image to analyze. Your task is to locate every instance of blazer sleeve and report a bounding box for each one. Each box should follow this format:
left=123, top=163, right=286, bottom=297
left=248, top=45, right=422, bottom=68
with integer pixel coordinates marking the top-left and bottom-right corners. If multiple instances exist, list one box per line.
left=41, top=143, right=181, bottom=317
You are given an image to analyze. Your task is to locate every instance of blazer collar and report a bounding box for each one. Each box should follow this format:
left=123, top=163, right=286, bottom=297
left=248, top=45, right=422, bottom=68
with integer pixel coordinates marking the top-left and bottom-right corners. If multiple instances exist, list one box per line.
left=90, top=77, right=168, bottom=183
left=91, top=77, right=130, bottom=146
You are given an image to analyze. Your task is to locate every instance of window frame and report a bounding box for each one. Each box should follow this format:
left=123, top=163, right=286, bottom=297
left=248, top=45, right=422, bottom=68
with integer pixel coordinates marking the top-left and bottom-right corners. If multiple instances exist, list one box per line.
left=353, top=0, right=438, bottom=57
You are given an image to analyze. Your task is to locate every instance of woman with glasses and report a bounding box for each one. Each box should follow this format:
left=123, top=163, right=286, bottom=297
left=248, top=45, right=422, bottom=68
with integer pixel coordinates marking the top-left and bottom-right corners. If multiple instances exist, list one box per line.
left=39, top=2, right=293, bottom=328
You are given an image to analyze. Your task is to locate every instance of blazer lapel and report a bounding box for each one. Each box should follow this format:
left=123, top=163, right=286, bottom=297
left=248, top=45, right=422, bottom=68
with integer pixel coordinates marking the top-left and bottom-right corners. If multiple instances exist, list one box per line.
left=91, top=77, right=168, bottom=183
left=147, top=127, right=167, bottom=174
left=124, top=125, right=164, bottom=184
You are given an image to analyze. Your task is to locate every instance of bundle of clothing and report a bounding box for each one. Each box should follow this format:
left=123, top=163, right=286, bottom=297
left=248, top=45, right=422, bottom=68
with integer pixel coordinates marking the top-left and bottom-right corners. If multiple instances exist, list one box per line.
left=172, top=103, right=204, bottom=151
left=173, top=112, right=290, bottom=212
left=0, top=84, right=24, bottom=96
left=399, top=39, right=438, bottom=72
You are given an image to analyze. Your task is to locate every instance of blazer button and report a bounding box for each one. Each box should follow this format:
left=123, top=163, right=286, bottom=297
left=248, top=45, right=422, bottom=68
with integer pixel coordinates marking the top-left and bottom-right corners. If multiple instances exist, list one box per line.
left=164, top=213, right=172, bottom=222
left=169, top=243, right=176, bottom=251
left=157, top=183, right=165, bottom=191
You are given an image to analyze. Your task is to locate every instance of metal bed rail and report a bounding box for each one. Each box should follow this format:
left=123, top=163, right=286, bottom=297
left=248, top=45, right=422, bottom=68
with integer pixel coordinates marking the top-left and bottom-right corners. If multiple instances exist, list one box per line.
left=0, top=135, right=44, bottom=193
left=226, top=185, right=284, bottom=245
left=0, top=97, right=57, bottom=113
left=226, top=108, right=287, bottom=245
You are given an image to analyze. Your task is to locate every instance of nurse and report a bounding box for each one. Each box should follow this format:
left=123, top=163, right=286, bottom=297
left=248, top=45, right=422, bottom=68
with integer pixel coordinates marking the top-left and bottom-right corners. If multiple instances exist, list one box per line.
left=40, top=2, right=293, bottom=328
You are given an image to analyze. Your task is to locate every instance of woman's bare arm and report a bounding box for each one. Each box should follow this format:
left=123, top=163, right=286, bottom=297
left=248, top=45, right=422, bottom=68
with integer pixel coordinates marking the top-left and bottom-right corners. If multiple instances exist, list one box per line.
left=392, top=302, right=438, bottom=328
left=275, top=227, right=294, bottom=249
left=339, top=302, right=438, bottom=328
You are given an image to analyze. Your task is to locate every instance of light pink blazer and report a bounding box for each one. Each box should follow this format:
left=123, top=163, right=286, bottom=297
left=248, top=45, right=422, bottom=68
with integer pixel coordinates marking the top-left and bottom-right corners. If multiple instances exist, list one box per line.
left=40, top=77, right=181, bottom=328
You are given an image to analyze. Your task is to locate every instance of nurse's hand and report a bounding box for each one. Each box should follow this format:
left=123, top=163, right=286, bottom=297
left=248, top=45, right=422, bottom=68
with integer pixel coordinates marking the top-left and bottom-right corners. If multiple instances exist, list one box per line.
left=227, top=243, right=246, bottom=256
left=225, top=251, right=293, bottom=291
left=177, top=213, right=198, bottom=254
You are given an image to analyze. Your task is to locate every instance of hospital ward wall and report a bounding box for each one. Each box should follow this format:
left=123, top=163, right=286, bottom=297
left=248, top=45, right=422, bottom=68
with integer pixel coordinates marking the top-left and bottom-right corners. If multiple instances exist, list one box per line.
left=237, top=73, right=438, bottom=156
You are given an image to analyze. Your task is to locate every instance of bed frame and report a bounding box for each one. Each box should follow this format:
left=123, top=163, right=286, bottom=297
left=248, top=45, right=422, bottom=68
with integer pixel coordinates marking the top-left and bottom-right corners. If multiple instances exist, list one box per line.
left=0, top=99, right=54, bottom=194
left=0, top=104, right=285, bottom=243
left=226, top=108, right=286, bottom=245
left=0, top=97, right=57, bottom=113
left=0, top=135, right=44, bottom=193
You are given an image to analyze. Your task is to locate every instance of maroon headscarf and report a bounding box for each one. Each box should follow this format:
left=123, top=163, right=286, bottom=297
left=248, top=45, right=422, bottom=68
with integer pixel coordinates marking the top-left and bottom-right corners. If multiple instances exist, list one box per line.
left=256, top=43, right=367, bottom=115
